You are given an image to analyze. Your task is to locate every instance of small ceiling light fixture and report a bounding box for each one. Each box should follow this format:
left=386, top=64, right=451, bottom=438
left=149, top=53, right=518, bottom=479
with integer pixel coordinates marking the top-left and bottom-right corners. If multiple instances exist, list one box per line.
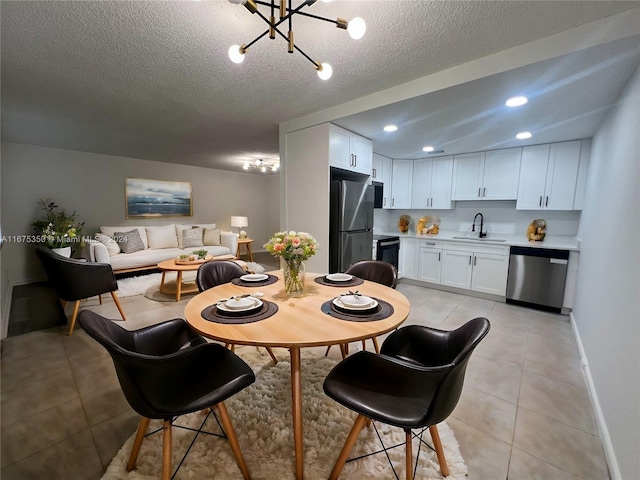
left=227, top=0, right=365, bottom=79
left=506, top=96, right=528, bottom=107
left=422, top=146, right=435, bottom=152
left=383, top=125, right=398, bottom=132
left=516, top=131, right=532, bottom=140
left=243, top=158, right=280, bottom=173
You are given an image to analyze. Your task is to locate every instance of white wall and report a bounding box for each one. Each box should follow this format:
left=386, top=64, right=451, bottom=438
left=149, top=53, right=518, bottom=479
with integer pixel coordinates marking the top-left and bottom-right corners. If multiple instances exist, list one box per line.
left=0, top=142, right=280, bottom=288
left=572, top=66, right=640, bottom=480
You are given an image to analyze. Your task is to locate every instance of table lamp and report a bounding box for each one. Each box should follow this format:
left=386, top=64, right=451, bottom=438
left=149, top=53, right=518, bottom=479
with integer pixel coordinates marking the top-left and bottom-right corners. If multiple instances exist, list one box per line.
left=231, top=216, right=248, bottom=238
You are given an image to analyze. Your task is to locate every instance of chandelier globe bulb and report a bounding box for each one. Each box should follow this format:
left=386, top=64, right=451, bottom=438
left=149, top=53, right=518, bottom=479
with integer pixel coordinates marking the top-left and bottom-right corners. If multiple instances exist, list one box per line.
left=317, top=63, right=333, bottom=80
left=228, top=45, right=245, bottom=63
left=347, top=17, right=366, bottom=40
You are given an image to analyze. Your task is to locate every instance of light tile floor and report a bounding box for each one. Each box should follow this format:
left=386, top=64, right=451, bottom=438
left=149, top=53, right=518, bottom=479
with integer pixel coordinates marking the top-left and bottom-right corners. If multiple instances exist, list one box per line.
left=0, top=279, right=610, bottom=480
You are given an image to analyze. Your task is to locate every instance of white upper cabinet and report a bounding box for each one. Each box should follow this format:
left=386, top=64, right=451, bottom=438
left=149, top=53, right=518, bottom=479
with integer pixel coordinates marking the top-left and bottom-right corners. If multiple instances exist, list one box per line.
left=452, top=148, right=522, bottom=200
left=390, top=159, right=413, bottom=209
left=372, top=153, right=392, bottom=185
left=411, top=156, right=454, bottom=209
left=328, top=124, right=372, bottom=175
left=516, top=140, right=582, bottom=210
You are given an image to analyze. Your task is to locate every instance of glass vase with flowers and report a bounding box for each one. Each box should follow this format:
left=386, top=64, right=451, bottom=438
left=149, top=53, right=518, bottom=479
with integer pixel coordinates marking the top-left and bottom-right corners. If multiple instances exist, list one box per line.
left=264, top=231, right=318, bottom=297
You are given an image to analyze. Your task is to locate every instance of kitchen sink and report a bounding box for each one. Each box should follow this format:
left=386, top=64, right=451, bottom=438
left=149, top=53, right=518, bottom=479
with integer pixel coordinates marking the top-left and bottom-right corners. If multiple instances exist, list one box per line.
left=451, top=236, right=507, bottom=242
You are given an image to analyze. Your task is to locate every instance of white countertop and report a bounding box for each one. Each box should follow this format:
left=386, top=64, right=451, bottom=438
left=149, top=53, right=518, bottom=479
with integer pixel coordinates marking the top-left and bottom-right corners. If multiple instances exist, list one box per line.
left=376, top=230, right=580, bottom=251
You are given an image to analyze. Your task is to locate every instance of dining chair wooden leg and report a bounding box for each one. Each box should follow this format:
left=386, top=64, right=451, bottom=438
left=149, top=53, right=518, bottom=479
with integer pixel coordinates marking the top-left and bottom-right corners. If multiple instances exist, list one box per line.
left=372, top=336, right=380, bottom=354
left=405, top=430, right=412, bottom=480
left=127, top=416, right=150, bottom=472
left=217, top=401, right=251, bottom=480
left=162, top=419, right=172, bottom=480
left=265, top=347, right=278, bottom=365
left=361, top=339, right=367, bottom=351
left=110, top=291, right=127, bottom=321
left=329, top=414, right=368, bottom=480
left=98, top=294, right=103, bottom=305
left=68, top=300, right=81, bottom=336
left=429, top=424, right=449, bottom=477
left=324, top=345, right=333, bottom=356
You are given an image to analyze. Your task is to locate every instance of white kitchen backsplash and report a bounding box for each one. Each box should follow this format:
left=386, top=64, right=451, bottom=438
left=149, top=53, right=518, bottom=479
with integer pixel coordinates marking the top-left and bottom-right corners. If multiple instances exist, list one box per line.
left=374, top=201, right=581, bottom=237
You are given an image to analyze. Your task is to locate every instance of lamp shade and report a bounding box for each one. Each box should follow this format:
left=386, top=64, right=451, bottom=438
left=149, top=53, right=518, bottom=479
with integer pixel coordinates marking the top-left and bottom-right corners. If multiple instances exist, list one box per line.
left=231, top=216, right=248, bottom=228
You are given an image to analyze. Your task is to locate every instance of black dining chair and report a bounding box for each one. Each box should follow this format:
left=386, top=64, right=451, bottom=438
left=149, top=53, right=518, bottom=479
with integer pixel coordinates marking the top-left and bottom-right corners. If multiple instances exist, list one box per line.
left=323, top=317, right=490, bottom=480
left=35, top=245, right=126, bottom=335
left=326, top=260, right=398, bottom=358
left=196, top=261, right=279, bottom=364
left=78, top=310, right=255, bottom=480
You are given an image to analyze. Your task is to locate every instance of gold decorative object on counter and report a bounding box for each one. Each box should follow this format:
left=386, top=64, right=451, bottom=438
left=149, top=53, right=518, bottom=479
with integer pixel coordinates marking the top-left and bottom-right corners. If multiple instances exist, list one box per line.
left=527, top=219, right=546, bottom=241
left=398, top=215, right=410, bottom=234
left=417, top=215, right=441, bottom=234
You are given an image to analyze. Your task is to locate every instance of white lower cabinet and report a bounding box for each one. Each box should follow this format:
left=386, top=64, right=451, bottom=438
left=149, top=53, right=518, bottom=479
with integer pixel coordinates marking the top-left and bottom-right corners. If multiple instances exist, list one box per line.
left=399, top=237, right=419, bottom=279
left=418, top=240, right=442, bottom=283
left=441, top=243, right=510, bottom=295
left=400, top=239, right=509, bottom=297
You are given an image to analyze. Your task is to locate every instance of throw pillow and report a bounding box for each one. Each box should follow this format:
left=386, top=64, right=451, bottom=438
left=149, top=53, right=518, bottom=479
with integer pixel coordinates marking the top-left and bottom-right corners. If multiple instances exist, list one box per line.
left=175, top=224, right=192, bottom=248
left=95, top=233, right=121, bottom=257
left=114, top=229, right=146, bottom=254
left=182, top=228, right=204, bottom=248
left=146, top=225, right=179, bottom=249
left=203, top=228, right=221, bottom=246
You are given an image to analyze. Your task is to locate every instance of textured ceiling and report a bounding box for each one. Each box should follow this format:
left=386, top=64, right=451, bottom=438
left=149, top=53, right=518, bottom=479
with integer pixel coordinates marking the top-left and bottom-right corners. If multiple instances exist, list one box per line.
left=1, top=1, right=639, bottom=173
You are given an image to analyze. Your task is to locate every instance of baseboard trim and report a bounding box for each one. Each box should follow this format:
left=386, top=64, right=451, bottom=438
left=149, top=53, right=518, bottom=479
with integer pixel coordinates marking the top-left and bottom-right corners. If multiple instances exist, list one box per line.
left=570, top=311, right=620, bottom=480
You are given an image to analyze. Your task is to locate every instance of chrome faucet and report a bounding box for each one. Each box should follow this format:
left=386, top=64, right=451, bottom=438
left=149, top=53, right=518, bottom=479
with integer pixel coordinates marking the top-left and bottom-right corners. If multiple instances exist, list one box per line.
left=472, top=213, right=487, bottom=238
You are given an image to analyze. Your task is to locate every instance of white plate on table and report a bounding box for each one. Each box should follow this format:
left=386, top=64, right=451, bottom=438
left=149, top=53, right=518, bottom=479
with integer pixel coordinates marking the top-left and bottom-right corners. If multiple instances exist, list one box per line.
left=240, top=273, right=269, bottom=282
left=325, top=273, right=353, bottom=282
left=217, top=297, right=262, bottom=312
left=333, top=295, right=377, bottom=310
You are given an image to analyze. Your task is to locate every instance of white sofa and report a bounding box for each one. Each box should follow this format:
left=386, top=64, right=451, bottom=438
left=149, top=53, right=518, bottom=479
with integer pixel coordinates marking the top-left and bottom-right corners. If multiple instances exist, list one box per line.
left=85, top=223, right=238, bottom=273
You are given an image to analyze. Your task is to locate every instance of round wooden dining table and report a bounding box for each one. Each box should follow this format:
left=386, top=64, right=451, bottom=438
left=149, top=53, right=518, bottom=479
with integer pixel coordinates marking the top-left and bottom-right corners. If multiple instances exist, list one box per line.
left=183, top=270, right=410, bottom=480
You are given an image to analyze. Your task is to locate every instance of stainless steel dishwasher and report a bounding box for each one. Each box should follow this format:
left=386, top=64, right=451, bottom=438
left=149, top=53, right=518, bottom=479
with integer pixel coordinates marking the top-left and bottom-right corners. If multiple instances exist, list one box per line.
left=506, top=246, right=569, bottom=313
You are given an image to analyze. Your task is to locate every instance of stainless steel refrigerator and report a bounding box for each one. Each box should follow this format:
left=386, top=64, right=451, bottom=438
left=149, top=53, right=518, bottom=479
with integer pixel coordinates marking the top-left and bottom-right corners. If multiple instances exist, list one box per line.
left=329, top=180, right=374, bottom=273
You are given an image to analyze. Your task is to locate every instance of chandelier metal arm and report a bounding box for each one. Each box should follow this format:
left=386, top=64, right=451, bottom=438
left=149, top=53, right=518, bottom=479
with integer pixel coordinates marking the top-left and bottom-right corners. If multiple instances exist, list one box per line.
left=242, top=0, right=321, bottom=66
left=229, top=0, right=364, bottom=78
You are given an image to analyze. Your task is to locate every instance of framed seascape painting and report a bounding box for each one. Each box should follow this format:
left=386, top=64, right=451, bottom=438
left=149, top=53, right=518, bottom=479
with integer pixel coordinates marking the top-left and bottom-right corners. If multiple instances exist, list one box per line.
left=125, top=178, right=193, bottom=218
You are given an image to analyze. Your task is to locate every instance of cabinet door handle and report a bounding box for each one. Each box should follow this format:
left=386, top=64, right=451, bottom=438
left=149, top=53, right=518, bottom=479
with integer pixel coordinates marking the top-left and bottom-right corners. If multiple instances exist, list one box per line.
left=383, top=197, right=386, bottom=207
left=545, top=196, right=549, bottom=207
left=438, top=252, right=441, bottom=261
left=372, top=168, right=376, bottom=178
left=483, top=187, right=486, bottom=197
left=478, top=187, right=481, bottom=198
left=354, top=155, right=357, bottom=167
left=473, top=256, right=477, bottom=266
left=539, top=195, right=543, bottom=207
left=469, top=255, right=472, bottom=265
left=392, top=198, right=395, bottom=207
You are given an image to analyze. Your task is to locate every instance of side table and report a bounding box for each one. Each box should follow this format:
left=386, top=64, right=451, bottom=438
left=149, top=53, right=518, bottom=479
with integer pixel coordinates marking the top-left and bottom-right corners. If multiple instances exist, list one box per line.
left=236, top=238, right=254, bottom=262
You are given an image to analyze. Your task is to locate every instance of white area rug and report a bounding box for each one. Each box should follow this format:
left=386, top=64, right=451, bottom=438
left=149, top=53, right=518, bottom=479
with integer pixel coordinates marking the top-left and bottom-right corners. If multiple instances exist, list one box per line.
left=116, top=262, right=268, bottom=300
left=116, top=273, right=166, bottom=298
left=101, top=349, right=467, bottom=480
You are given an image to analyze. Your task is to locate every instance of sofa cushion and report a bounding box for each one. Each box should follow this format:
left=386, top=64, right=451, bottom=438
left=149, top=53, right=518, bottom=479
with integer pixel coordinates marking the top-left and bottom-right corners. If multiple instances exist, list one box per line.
left=146, top=225, right=178, bottom=249
left=175, top=223, right=216, bottom=248
left=102, top=226, right=149, bottom=249
left=183, top=227, right=204, bottom=248
left=114, top=229, right=146, bottom=254
left=95, top=233, right=121, bottom=257
left=203, top=228, right=221, bottom=246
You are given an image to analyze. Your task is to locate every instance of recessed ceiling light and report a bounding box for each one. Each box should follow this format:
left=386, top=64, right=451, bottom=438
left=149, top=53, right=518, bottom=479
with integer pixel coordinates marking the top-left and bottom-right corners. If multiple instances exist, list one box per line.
left=506, top=96, right=528, bottom=107
left=516, top=131, right=532, bottom=140
left=383, top=125, right=398, bottom=132
left=422, top=146, right=435, bottom=152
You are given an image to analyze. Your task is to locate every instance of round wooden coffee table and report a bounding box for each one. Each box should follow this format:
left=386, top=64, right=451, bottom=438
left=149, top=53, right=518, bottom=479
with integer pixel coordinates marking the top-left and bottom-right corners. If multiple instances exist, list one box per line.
left=157, top=259, right=203, bottom=301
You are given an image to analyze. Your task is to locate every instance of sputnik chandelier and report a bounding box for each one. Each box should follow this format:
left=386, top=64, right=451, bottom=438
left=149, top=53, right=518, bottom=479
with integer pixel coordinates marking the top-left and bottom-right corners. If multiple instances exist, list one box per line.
left=243, top=158, right=280, bottom=173
left=227, top=0, right=366, bottom=80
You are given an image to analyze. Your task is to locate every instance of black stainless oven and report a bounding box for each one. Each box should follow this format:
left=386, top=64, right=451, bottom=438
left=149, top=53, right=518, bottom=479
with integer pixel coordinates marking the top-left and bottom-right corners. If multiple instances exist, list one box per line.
left=373, top=235, right=400, bottom=269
